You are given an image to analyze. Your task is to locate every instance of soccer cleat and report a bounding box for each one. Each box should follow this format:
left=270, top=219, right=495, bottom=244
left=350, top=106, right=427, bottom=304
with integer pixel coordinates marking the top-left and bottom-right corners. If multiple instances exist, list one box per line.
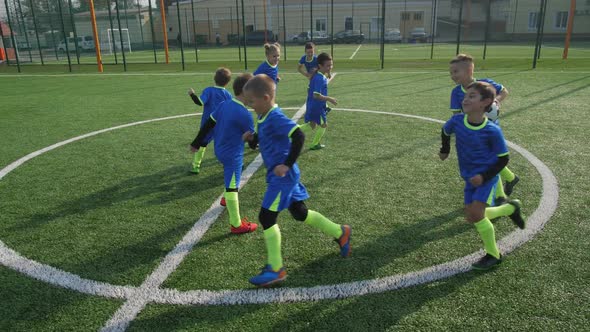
left=310, top=144, right=325, bottom=150
left=472, top=253, right=502, bottom=270
left=504, top=175, right=520, bottom=196
left=189, top=168, right=200, bottom=175
left=495, top=196, right=507, bottom=206
left=335, top=225, right=352, bottom=258
left=230, top=218, right=258, bottom=234
left=325, top=106, right=332, bottom=114
left=249, top=265, right=287, bottom=287
left=508, top=199, right=526, bottom=229
left=220, top=197, right=226, bottom=206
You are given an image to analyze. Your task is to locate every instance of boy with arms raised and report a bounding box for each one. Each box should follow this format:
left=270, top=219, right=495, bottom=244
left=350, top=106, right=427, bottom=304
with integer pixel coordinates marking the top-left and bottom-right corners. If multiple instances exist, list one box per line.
left=242, top=74, right=351, bottom=287
left=440, top=81, right=526, bottom=270
left=449, top=54, right=519, bottom=201
left=190, top=73, right=258, bottom=234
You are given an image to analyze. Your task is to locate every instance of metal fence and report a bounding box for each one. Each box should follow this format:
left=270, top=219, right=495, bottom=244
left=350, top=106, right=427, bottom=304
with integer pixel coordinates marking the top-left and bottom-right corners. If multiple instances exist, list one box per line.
left=0, top=0, right=587, bottom=72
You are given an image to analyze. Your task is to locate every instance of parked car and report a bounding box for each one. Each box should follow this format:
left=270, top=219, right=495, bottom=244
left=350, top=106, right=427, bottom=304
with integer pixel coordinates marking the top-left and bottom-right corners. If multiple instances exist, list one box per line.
left=291, top=31, right=330, bottom=44
left=410, top=27, right=428, bottom=42
left=334, top=30, right=364, bottom=44
left=244, top=30, right=277, bottom=45
left=384, top=28, right=402, bottom=43
left=58, top=36, right=95, bottom=52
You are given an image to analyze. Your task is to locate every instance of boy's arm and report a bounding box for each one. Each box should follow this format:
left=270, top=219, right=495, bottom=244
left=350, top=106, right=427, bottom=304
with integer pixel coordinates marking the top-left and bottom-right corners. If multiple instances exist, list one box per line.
left=283, top=128, right=305, bottom=168
left=188, top=88, right=203, bottom=106
left=298, top=63, right=309, bottom=77
left=496, top=87, right=509, bottom=105
left=313, top=92, right=338, bottom=105
left=439, top=128, right=451, bottom=160
left=480, top=155, right=509, bottom=182
left=190, top=117, right=216, bottom=149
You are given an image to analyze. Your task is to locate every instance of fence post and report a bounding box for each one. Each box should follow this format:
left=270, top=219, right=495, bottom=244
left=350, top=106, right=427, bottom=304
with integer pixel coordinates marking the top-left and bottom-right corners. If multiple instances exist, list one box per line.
left=29, top=0, right=44, bottom=64
left=67, top=0, right=81, bottom=64
left=4, top=0, right=21, bottom=71
left=241, top=0, right=247, bottom=70
left=45, top=0, right=60, bottom=61
left=191, top=0, right=199, bottom=62
left=57, top=0, right=72, bottom=71
left=455, top=0, right=463, bottom=55
left=107, top=0, right=119, bottom=64
left=483, top=0, right=491, bottom=60
left=148, top=0, right=157, bottom=63
left=137, top=0, right=145, bottom=48
left=235, top=0, right=241, bottom=62
left=176, top=1, right=185, bottom=70
left=562, top=0, right=576, bottom=59
left=15, top=0, right=33, bottom=62
left=380, top=0, right=385, bottom=69
left=114, top=0, right=127, bottom=71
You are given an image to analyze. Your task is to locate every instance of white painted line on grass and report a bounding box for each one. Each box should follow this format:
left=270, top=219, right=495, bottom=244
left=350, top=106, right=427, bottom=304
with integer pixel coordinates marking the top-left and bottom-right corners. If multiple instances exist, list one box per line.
left=349, top=44, right=363, bottom=60
left=0, top=99, right=555, bottom=324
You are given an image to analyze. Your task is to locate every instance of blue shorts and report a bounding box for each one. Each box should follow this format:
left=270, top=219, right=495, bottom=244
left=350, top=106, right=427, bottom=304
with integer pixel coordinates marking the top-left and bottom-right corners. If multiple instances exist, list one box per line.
left=304, top=108, right=327, bottom=126
left=222, top=160, right=242, bottom=189
left=262, top=182, right=310, bottom=212
left=464, top=175, right=499, bottom=206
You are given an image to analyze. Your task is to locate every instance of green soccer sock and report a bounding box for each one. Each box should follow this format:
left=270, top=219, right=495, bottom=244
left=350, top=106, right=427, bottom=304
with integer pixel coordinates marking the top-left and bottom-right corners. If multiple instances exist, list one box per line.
left=299, top=122, right=312, bottom=132
left=500, top=166, right=516, bottom=182
left=224, top=191, right=242, bottom=228
left=304, top=210, right=342, bottom=239
left=192, top=147, right=206, bottom=171
left=264, top=225, right=283, bottom=271
left=311, top=127, right=326, bottom=146
left=485, top=203, right=516, bottom=220
left=474, top=218, right=500, bottom=259
left=496, top=179, right=507, bottom=198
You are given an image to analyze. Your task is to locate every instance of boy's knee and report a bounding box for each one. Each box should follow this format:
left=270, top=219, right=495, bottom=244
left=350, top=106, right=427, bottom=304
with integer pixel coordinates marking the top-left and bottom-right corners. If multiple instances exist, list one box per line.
left=259, top=208, right=278, bottom=230
left=464, top=203, right=485, bottom=223
left=288, top=201, right=308, bottom=221
left=320, top=123, right=328, bottom=128
left=225, top=188, right=238, bottom=192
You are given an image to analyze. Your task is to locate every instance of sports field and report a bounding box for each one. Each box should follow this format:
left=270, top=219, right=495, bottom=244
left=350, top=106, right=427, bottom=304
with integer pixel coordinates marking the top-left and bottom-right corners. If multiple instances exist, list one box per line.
left=1, top=44, right=589, bottom=331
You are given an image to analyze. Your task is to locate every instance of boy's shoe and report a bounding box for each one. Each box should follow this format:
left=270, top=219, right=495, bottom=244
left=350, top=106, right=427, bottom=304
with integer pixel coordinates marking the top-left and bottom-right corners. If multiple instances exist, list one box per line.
left=335, top=225, right=352, bottom=257
left=220, top=197, right=226, bottom=206
left=230, top=218, right=258, bottom=234
left=472, top=253, right=502, bottom=270
left=508, top=199, right=526, bottom=229
left=189, top=168, right=200, bottom=175
left=504, top=175, right=520, bottom=196
left=310, top=144, right=325, bottom=150
left=249, top=265, right=287, bottom=287
left=495, top=196, right=507, bottom=206
left=325, top=107, right=332, bottom=114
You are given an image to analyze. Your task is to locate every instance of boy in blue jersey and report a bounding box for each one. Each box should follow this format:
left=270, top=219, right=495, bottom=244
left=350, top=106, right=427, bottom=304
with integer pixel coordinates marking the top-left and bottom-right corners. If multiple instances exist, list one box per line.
left=190, top=73, right=258, bottom=234
left=188, top=67, right=233, bottom=175
left=449, top=54, right=519, bottom=202
left=439, top=81, right=526, bottom=270
left=300, top=52, right=337, bottom=150
left=297, top=42, right=318, bottom=79
left=242, top=74, right=351, bottom=287
left=254, top=43, right=281, bottom=85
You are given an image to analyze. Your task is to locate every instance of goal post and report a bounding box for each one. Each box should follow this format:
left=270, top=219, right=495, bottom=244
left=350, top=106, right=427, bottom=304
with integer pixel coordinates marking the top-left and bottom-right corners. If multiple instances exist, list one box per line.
left=101, top=28, right=132, bottom=54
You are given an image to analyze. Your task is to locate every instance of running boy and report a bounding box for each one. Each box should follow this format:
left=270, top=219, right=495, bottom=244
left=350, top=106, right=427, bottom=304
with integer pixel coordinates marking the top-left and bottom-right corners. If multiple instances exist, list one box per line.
left=254, top=43, right=281, bottom=85
left=297, top=42, right=318, bottom=79
left=242, top=74, right=351, bottom=287
left=449, top=54, right=519, bottom=201
left=190, top=73, right=258, bottom=234
left=188, top=67, right=233, bottom=174
left=439, top=81, right=526, bottom=270
left=300, top=52, right=337, bottom=150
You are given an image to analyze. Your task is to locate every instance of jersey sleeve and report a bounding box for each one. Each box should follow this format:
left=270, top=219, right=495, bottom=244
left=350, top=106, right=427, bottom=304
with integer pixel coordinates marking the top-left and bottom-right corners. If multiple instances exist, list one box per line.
left=491, top=126, right=509, bottom=157
left=239, top=107, right=255, bottom=134
left=273, top=112, right=299, bottom=139
left=450, top=87, right=462, bottom=111
left=311, top=75, right=322, bottom=95
left=298, top=56, right=305, bottom=65
left=253, top=63, right=265, bottom=76
left=199, top=88, right=210, bottom=105
left=442, top=117, right=455, bottom=136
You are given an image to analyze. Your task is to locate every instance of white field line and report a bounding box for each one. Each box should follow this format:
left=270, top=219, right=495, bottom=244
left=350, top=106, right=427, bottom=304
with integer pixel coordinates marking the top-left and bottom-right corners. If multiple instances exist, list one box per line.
left=349, top=44, right=363, bottom=60
left=100, top=73, right=337, bottom=331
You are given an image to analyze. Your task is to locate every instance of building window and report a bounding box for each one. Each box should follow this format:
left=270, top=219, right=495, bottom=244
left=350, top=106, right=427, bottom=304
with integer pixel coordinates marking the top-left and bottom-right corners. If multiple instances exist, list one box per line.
left=371, top=17, right=382, bottom=32
left=345, top=17, right=353, bottom=31
left=315, top=18, right=327, bottom=32
left=414, top=12, right=423, bottom=21
left=555, top=11, right=568, bottom=29
left=402, top=13, right=410, bottom=21
left=528, top=12, right=539, bottom=30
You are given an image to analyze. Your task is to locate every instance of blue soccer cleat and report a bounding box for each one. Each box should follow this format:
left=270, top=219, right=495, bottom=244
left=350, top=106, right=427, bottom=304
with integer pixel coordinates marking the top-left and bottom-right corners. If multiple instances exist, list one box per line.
left=249, top=265, right=287, bottom=287
left=335, top=225, right=352, bottom=257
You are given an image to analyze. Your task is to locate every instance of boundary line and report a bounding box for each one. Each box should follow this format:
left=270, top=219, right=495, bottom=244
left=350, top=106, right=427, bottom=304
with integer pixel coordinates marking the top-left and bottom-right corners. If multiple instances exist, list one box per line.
left=349, top=44, right=363, bottom=60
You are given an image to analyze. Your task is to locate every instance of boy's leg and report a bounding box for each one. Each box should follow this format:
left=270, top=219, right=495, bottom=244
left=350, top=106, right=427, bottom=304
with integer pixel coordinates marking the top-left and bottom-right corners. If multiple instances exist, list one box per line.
left=223, top=162, right=256, bottom=233
left=288, top=201, right=351, bottom=257
left=191, top=146, right=206, bottom=173
left=310, top=117, right=327, bottom=149
left=249, top=208, right=287, bottom=287
left=486, top=199, right=526, bottom=229
left=500, top=167, right=520, bottom=196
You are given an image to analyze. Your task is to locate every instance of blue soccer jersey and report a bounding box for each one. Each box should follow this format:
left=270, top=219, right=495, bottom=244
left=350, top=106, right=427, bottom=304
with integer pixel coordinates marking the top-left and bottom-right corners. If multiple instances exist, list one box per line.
left=443, top=114, right=509, bottom=181
left=299, top=54, right=318, bottom=73
left=450, top=78, right=504, bottom=112
left=306, top=71, right=328, bottom=114
left=210, top=98, right=255, bottom=164
left=257, top=106, right=301, bottom=183
left=254, top=60, right=279, bottom=84
left=199, top=86, right=233, bottom=128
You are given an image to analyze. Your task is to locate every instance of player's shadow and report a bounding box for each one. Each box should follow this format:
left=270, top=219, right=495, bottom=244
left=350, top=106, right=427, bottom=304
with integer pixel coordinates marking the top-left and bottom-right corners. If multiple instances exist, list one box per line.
left=331, top=73, right=448, bottom=97
left=521, top=75, right=590, bottom=97
left=10, top=163, right=222, bottom=231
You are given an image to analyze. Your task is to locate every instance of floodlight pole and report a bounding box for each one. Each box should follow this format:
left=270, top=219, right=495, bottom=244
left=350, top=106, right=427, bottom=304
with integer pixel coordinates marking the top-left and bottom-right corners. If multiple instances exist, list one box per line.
left=563, top=0, right=576, bottom=59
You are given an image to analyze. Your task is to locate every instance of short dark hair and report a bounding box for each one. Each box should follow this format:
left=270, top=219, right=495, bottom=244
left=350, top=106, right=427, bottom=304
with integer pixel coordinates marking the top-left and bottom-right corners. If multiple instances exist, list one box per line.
left=317, top=52, right=332, bottom=66
left=466, top=81, right=496, bottom=111
left=243, top=74, right=275, bottom=98
left=233, top=73, right=253, bottom=96
left=214, top=67, right=232, bottom=86
left=304, top=42, right=315, bottom=50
